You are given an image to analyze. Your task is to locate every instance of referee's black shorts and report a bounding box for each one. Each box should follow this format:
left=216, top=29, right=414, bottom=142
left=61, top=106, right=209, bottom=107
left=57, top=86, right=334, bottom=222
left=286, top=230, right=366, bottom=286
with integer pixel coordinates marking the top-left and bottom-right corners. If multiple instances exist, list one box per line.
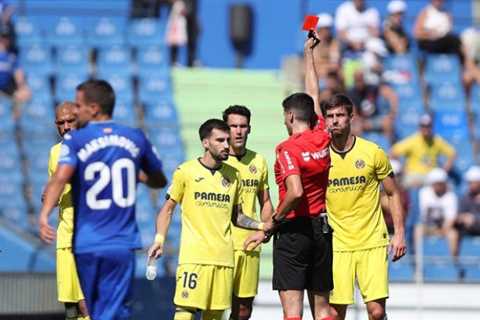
left=272, top=215, right=333, bottom=292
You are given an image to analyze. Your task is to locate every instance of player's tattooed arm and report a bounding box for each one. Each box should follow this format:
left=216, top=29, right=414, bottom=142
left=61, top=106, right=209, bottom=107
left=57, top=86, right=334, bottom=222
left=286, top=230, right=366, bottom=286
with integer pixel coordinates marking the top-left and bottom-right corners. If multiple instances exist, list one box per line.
left=232, top=205, right=272, bottom=231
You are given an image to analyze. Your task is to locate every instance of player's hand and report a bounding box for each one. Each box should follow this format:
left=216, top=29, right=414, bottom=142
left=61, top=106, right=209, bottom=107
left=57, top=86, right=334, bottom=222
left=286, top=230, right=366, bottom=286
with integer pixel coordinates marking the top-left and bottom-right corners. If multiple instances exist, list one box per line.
left=148, top=242, right=164, bottom=259
left=38, top=216, right=55, bottom=244
left=389, top=232, right=407, bottom=262
left=262, top=220, right=274, bottom=233
left=244, top=231, right=265, bottom=251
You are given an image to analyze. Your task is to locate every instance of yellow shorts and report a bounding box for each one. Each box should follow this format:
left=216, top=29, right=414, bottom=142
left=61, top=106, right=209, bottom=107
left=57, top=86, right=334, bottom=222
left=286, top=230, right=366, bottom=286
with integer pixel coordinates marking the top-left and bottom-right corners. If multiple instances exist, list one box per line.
left=56, top=248, right=84, bottom=303
left=174, top=264, right=233, bottom=311
left=330, top=246, right=389, bottom=305
left=232, top=250, right=260, bottom=298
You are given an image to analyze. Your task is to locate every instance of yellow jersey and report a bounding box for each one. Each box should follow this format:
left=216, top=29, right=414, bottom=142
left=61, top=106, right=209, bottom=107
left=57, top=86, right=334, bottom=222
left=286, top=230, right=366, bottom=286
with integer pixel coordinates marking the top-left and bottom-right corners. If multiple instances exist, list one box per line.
left=326, top=137, right=392, bottom=251
left=168, top=159, right=243, bottom=267
left=391, top=133, right=455, bottom=175
left=225, top=149, right=269, bottom=252
left=48, top=143, right=74, bottom=249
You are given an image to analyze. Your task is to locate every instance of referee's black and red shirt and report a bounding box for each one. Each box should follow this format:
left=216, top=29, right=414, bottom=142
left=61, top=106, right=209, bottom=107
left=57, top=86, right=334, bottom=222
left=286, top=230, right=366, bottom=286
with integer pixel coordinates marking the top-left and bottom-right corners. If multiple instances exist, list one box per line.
left=274, top=117, right=331, bottom=219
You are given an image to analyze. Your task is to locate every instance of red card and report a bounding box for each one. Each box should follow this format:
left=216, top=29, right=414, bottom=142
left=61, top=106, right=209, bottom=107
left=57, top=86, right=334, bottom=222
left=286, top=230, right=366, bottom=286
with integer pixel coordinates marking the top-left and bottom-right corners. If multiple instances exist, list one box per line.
left=302, top=15, right=319, bottom=31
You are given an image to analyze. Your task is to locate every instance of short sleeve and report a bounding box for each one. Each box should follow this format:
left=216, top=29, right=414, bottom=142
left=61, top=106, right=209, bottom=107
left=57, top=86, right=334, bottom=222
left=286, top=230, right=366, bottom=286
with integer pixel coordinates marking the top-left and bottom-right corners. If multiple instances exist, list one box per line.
left=436, top=137, right=455, bottom=158
left=366, top=8, right=380, bottom=28
left=58, top=134, right=78, bottom=169
left=47, top=146, right=56, bottom=177
left=167, top=167, right=185, bottom=203
left=374, top=146, right=393, bottom=181
left=259, top=157, right=270, bottom=191
left=443, top=193, right=458, bottom=221
left=391, top=137, right=411, bottom=157
left=335, top=4, right=348, bottom=31
left=140, top=132, right=163, bottom=174
left=276, top=145, right=301, bottom=178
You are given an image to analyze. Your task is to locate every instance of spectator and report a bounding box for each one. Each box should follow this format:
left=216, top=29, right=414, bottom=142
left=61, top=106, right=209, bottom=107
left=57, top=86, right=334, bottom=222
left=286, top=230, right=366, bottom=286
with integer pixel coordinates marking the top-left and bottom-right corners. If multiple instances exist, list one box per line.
left=348, top=69, right=397, bottom=143
left=415, top=168, right=459, bottom=258
left=0, top=1, right=16, bottom=53
left=129, top=0, right=166, bottom=18
left=383, top=0, right=409, bottom=54
left=312, top=14, right=340, bottom=82
left=0, top=23, right=30, bottom=115
left=455, top=166, right=480, bottom=238
left=381, top=159, right=410, bottom=235
left=391, top=114, right=456, bottom=188
left=319, top=71, right=345, bottom=103
left=461, top=26, right=480, bottom=103
left=413, top=0, right=462, bottom=57
left=166, top=0, right=187, bottom=66
left=335, top=0, right=380, bottom=54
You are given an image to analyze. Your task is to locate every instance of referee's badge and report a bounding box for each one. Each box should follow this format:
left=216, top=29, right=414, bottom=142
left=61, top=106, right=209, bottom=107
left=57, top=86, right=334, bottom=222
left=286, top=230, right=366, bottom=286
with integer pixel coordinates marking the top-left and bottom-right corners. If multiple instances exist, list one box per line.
left=221, top=177, right=231, bottom=188
left=355, top=159, right=366, bottom=169
left=249, top=164, right=257, bottom=174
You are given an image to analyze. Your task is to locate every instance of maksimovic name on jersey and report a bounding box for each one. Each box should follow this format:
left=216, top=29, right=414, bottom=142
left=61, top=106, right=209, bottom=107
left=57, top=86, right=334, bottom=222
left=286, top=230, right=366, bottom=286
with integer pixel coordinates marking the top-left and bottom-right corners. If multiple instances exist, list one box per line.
left=76, top=135, right=140, bottom=161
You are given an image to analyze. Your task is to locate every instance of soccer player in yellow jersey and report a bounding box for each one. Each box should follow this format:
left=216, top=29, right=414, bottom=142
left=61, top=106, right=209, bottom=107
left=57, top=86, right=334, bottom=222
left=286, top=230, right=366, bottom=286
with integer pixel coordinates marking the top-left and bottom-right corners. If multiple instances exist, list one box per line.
left=305, top=37, right=407, bottom=320
left=38, top=102, right=90, bottom=320
left=222, top=106, right=274, bottom=320
left=148, top=119, right=272, bottom=320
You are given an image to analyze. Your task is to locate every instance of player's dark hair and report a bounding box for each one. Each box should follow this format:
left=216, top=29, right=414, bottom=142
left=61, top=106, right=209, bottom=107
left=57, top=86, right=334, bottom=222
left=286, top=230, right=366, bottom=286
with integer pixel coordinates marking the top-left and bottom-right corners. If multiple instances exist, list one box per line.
left=322, top=93, right=354, bottom=116
left=222, top=105, right=251, bottom=124
left=199, top=119, right=230, bottom=140
left=76, top=79, right=116, bottom=116
left=282, top=92, right=316, bottom=127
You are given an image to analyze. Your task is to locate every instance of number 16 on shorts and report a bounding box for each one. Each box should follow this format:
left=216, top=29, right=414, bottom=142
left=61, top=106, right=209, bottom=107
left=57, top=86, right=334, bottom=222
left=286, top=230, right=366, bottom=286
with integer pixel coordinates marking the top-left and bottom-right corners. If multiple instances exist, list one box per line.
left=182, top=271, right=198, bottom=290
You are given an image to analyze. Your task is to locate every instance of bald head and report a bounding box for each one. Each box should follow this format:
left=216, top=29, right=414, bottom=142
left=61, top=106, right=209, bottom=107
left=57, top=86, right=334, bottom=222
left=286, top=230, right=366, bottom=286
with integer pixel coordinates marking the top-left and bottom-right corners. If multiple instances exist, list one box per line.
left=55, top=101, right=77, bottom=137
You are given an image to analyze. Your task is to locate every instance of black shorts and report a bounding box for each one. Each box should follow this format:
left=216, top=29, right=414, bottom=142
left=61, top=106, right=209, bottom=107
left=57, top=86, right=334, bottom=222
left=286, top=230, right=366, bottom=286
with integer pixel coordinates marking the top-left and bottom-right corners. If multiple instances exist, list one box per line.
left=272, top=216, right=333, bottom=292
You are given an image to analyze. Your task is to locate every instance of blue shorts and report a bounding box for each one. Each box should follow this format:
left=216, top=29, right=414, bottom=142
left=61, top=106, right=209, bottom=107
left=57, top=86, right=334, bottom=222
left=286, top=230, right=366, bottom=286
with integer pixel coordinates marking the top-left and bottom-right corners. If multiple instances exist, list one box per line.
left=75, top=249, right=135, bottom=320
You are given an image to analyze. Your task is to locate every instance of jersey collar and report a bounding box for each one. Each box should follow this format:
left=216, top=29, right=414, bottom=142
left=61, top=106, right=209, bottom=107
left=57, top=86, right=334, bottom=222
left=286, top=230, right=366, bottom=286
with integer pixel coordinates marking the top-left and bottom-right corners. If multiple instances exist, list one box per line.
left=331, top=135, right=356, bottom=157
left=197, top=158, right=222, bottom=175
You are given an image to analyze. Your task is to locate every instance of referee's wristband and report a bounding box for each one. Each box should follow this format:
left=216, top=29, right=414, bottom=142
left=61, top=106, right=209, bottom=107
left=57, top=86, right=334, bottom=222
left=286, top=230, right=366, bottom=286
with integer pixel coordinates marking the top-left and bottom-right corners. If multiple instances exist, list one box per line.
left=154, top=233, right=165, bottom=245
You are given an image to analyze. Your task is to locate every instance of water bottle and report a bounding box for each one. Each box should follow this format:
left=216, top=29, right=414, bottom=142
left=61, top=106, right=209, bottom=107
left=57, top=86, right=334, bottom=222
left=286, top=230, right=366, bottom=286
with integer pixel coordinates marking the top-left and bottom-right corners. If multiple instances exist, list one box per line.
left=145, top=256, right=157, bottom=281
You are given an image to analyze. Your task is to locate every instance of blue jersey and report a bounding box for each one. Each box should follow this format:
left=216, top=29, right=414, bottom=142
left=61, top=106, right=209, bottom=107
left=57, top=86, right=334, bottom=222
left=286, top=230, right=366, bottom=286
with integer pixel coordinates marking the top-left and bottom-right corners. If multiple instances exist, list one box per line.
left=58, top=121, right=163, bottom=253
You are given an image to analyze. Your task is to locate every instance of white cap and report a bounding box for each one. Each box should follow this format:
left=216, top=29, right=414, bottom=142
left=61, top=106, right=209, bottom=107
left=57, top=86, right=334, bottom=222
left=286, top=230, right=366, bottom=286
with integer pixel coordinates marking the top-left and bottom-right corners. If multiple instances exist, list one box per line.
left=465, top=166, right=480, bottom=182
left=427, top=168, right=448, bottom=185
left=390, top=159, right=402, bottom=175
left=316, top=13, right=333, bottom=29
left=365, top=38, right=388, bottom=57
left=388, top=0, right=407, bottom=14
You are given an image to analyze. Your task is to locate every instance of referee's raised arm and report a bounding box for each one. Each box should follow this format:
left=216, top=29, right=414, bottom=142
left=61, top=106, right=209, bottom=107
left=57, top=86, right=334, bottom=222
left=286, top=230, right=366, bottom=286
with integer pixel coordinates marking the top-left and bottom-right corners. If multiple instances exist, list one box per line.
left=304, top=34, right=323, bottom=118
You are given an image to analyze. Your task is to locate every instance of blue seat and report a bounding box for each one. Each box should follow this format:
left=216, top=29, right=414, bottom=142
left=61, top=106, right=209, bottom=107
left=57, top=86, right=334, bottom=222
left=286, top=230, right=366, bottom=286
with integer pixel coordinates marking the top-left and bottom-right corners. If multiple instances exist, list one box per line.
left=21, top=98, right=55, bottom=134
left=0, top=143, right=20, bottom=173
left=423, top=236, right=451, bottom=257
left=137, top=46, right=169, bottom=75
left=143, top=99, right=178, bottom=128
left=18, top=44, right=53, bottom=76
left=113, top=99, right=137, bottom=127
left=460, top=237, right=480, bottom=257
left=424, top=260, right=459, bottom=282
left=46, top=17, right=84, bottom=47
left=26, top=74, right=51, bottom=100
left=463, top=264, right=480, bottom=281
left=392, top=83, right=422, bottom=102
left=139, top=74, right=172, bottom=102
left=429, top=82, right=466, bottom=110
left=0, top=98, right=14, bottom=135
left=127, top=19, right=165, bottom=48
left=96, top=46, right=132, bottom=76
left=362, top=132, right=390, bottom=151
left=14, top=16, right=42, bottom=46
left=395, top=102, right=423, bottom=139
left=86, top=17, right=126, bottom=48
left=432, top=110, right=469, bottom=143
left=384, top=53, right=420, bottom=85
left=56, top=45, right=90, bottom=74
left=55, top=72, right=90, bottom=101
left=425, top=54, right=461, bottom=85
left=95, top=73, right=133, bottom=102
left=389, top=258, right=414, bottom=282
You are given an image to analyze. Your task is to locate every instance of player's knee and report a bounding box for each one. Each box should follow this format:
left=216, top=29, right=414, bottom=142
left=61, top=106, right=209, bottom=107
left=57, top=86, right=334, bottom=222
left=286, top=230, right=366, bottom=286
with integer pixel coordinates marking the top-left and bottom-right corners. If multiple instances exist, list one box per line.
left=368, top=308, right=386, bottom=320
left=237, top=304, right=252, bottom=320
left=174, top=307, right=196, bottom=320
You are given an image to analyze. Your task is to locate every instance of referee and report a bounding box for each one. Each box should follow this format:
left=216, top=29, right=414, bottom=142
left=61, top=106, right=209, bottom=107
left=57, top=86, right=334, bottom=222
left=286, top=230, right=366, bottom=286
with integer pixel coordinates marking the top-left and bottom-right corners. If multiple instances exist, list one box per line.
left=248, top=91, right=334, bottom=320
